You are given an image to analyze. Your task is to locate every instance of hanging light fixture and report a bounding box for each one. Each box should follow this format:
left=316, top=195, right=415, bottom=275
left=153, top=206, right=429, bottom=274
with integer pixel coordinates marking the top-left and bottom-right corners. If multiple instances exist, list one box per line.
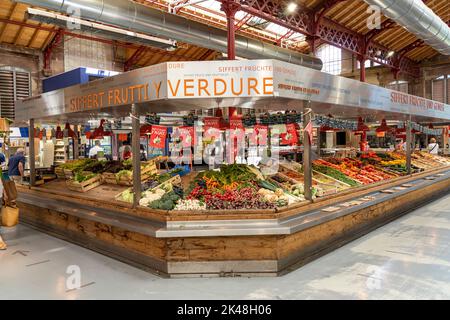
left=375, top=119, right=392, bottom=132
left=55, top=126, right=64, bottom=139
left=354, top=117, right=369, bottom=132
left=90, top=119, right=110, bottom=139
left=64, top=123, right=77, bottom=139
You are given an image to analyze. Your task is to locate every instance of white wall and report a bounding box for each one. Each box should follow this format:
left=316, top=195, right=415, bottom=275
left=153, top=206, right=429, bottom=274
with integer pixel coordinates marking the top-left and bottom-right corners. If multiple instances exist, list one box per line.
left=63, top=34, right=121, bottom=72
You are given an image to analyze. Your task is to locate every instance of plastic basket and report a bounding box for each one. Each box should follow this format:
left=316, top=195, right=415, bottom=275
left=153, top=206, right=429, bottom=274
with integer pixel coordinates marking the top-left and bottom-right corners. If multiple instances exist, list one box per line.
left=171, top=165, right=191, bottom=177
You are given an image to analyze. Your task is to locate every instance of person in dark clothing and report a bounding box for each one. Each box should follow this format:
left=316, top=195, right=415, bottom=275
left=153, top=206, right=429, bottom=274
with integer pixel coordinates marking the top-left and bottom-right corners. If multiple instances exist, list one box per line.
left=8, top=148, right=26, bottom=184
left=140, top=144, right=147, bottom=161
left=0, top=152, right=5, bottom=166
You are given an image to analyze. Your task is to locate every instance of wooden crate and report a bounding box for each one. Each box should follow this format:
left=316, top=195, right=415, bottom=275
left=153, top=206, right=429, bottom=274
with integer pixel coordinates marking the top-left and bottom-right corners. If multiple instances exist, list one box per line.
left=153, top=175, right=182, bottom=191
left=66, top=175, right=103, bottom=192
left=102, top=162, right=157, bottom=186
left=114, top=187, right=133, bottom=203
left=312, top=170, right=353, bottom=188
left=55, top=167, right=65, bottom=179
left=64, top=169, right=75, bottom=178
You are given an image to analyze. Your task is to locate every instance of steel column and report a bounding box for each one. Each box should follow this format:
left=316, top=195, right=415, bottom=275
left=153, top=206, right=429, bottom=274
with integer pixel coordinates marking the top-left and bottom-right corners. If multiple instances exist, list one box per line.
left=316, top=127, right=321, bottom=157
left=29, top=119, right=36, bottom=186
left=406, top=120, right=412, bottom=175
left=73, top=126, right=79, bottom=160
left=303, top=107, right=313, bottom=201
left=131, top=104, right=141, bottom=208
left=220, top=0, right=240, bottom=60
left=358, top=56, right=366, bottom=82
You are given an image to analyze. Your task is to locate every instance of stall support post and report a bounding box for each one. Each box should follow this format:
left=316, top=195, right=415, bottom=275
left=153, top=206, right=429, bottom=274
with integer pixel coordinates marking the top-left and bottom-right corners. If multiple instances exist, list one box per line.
left=29, top=119, right=36, bottom=186
left=303, top=107, right=313, bottom=201
left=406, top=121, right=412, bottom=175
left=73, top=126, right=79, bottom=160
left=131, top=104, right=141, bottom=207
left=316, top=127, right=321, bottom=157
left=221, top=0, right=240, bottom=60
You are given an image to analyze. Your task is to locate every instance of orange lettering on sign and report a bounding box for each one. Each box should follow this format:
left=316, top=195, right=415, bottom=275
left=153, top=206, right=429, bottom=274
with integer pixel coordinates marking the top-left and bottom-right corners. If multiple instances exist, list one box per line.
left=198, top=79, right=210, bottom=96
left=153, top=81, right=162, bottom=99
left=248, top=78, right=260, bottom=95
left=128, top=86, right=136, bottom=102
left=92, top=94, right=99, bottom=109
left=168, top=79, right=181, bottom=97
left=114, top=89, right=121, bottom=105
left=214, top=78, right=227, bottom=95
left=143, top=84, right=149, bottom=101
left=98, top=92, right=105, bottom=108
left=70, top=98, right=76, bottom=112
left=231, top=78, right=243, bottom=96
left=263, top=77, right=273, bottom=95
left=87, top=94, right=92, bottom=108
left=121, top=87, right=129, bottom=104
left=184, top=79, right=195, bottom=97
left=108, top=90, right=114, bottom=105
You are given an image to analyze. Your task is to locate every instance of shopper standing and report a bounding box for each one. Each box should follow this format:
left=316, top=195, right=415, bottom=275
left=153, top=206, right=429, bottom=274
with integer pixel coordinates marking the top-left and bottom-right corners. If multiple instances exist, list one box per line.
left=140, top=144, right=147, bottom=161
left=89, top=140, right=105, bottom=159
left=428, top=138, right=439, bottom=155
left=8, top=148, right=26, bottom=184
left=119, top=142, right=132, bottom=160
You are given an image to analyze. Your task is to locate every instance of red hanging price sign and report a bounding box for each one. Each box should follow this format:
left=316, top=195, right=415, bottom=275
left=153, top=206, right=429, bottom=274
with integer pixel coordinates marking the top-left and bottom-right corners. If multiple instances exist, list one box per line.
left=229, top=117, right=244, bottom=130
left=203, top=117, right=221, bottom=131
left=179, top=126, right=195, bottom=147
left=281, top=123, right=298, bottom=145
left=149, top=125, right=167, bottom=148
left=249, top=125, right=268, bottom=146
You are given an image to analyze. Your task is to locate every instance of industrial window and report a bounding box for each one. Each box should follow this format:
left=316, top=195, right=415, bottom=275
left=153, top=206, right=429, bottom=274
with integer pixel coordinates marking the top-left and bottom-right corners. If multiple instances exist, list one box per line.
left=432, top=76, right=445, bottom=103
left=0, top=67, right=31, bottom=119
left=316, top=44, right=342, bottom=75
left=386, top=80, right=408, bottom=93
left=356, top=60, right=371, bottom=69
left=447, top=75, right=450, bottom=104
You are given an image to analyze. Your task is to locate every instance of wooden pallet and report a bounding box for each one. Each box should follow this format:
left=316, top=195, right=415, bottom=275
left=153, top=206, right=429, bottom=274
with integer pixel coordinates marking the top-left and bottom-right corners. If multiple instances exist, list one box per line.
left=66, top=175, right=103, bottom=192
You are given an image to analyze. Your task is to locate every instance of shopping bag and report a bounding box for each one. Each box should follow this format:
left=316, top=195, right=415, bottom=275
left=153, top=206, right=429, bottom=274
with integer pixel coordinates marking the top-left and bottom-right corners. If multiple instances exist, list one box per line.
left=1, top=206, right=19, bottom=227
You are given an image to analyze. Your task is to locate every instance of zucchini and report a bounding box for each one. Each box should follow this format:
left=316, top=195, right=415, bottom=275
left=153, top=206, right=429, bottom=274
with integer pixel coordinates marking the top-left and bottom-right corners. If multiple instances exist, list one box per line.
left=257, top=179, right=278, bottom=191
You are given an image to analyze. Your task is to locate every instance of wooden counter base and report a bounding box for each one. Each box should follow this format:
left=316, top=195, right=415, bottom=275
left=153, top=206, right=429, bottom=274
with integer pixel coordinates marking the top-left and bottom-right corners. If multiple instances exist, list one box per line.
left=16, top=170, right=450, bottom=277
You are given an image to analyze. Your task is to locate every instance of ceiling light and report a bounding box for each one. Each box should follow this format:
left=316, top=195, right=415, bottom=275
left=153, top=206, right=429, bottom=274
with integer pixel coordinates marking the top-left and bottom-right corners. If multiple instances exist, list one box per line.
left=386, top=51, right=395, bottom=58
left=286, top=2, right=298, bottom=14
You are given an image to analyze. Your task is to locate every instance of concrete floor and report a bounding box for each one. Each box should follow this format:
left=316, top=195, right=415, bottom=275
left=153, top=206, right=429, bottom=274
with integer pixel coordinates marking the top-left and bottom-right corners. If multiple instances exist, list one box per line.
left=1, top=193, right=450, bottom=300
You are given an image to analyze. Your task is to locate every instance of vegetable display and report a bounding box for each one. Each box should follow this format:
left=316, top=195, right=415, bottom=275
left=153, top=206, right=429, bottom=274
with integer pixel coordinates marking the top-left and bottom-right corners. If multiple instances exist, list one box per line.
left=74, top=172, right=97, bottom=183
left=58, top=149, right=449, bottom=212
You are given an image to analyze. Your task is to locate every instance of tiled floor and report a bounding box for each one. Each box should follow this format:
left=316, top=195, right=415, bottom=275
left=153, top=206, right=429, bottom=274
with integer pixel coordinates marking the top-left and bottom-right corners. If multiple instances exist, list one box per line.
left=1, top=193, right=450, bottom=300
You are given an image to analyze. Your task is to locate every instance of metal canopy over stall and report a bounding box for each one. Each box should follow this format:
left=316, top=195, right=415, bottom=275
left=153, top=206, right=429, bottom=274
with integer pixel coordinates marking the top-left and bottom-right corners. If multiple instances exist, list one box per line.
left=16, top=59, right=450, bottom=123
left=15, top=59, right=450, bottom=204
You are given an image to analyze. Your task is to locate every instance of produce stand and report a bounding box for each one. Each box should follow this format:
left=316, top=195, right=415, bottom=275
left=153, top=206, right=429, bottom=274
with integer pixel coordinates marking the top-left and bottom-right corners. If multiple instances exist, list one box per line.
left=14, top=59, right=450, bottom=277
